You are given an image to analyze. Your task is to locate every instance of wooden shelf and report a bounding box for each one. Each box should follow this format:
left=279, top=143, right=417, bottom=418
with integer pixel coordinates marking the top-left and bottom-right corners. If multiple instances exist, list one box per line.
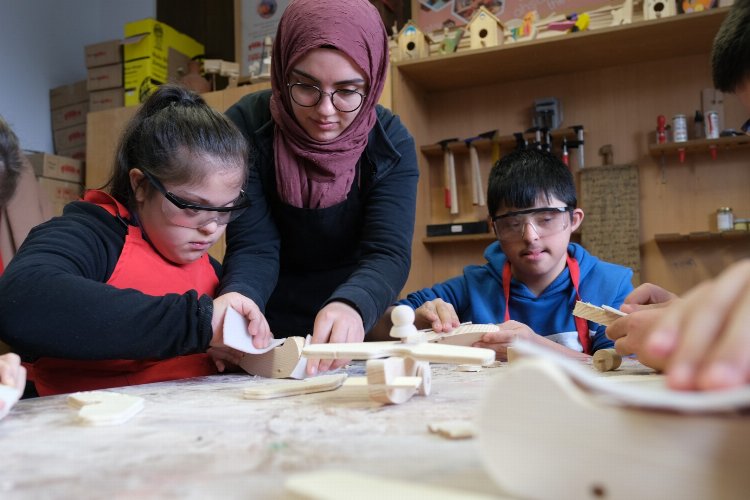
left=394, top=8, right=728, bottom=92
left=655, top=230, right=750, bottom=243
left=649, top=135, right=750, bottom=157
left=423, top=233, right=495, bottom=245
left=420, top=128, right=580, bottom=156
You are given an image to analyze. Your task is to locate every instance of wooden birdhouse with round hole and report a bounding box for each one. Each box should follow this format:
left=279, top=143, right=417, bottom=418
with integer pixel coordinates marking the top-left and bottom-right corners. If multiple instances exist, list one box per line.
left=397, top=21, right=429, bottom=60
left=643, top=0, right=676, bottom=20
left=467, top=6, right=505, bottom=50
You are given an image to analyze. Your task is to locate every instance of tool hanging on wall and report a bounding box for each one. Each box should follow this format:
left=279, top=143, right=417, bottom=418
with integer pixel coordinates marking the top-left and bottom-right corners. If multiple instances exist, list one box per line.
left=513, top=132, right=527, bottom=151
left=438, top=138, right=459, bottom=215
left=465, top=138, right=484, bottom=207
left=463, top=130, right=496, bottom=207
left=565, top=125, right=585, bottom=168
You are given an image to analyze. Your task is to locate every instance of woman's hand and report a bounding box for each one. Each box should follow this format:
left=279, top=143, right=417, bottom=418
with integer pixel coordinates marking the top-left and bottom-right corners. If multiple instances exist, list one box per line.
left=307, top=301, right=364, bottom=376
left=211, top=292, right=273, bottom=350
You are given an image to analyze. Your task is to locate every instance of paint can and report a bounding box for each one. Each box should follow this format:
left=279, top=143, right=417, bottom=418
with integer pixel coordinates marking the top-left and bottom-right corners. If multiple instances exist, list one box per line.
left=672, top=114, right=688, bottom=142
left=717, top=207, right=734, bottom=232
left=705, top=110, right=720, bottom=139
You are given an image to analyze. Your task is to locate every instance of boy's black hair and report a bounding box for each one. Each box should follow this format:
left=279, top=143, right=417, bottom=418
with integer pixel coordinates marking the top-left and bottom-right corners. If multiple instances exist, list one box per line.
left=711, top=0, right=750, bottom=92
left=107, top=84, right=249, bottom=209
left=486, top=149, right=577, bottom=217
left=0, top=115, right=24, bottom=208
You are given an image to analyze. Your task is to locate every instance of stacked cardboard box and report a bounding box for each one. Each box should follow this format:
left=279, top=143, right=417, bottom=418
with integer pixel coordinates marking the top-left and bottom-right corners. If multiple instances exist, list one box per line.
left=85, top=40, right=124, bottom=112
left=49, top=81, right=88, bottom=162
left=123, top=19, right=204, bottom=106
left=26, top=153, right=84, bottom=217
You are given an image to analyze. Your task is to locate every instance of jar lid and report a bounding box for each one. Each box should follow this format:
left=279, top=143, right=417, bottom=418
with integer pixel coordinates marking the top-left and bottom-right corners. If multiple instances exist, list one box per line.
left=717, top=207, right=733, bottom=212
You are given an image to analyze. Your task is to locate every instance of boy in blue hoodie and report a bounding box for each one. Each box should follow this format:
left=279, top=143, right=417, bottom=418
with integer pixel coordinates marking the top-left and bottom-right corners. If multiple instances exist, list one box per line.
left=373, top=149, right=633, bottom=360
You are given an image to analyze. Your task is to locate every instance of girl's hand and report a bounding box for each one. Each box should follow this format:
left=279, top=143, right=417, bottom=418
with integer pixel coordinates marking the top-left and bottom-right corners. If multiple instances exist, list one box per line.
left=211, top=292, right=273, bottom=350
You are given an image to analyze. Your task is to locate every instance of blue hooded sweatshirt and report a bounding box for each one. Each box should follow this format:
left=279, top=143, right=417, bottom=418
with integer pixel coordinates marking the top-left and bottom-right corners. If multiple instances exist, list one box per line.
left=399, top=242, right=633, bottom=353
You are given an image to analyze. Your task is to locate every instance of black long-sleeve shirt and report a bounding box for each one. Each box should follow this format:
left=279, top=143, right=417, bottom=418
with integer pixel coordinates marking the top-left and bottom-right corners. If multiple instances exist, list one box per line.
left=0, top=201, right=216, bottom=361
left=220, top=90, right=419, bottom=337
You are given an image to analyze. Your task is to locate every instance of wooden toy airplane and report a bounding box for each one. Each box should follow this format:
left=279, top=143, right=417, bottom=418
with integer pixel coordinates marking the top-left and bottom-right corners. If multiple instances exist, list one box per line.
left=303, top=306, right=495, bottom=404
left=478, top=340, right=750, bottom=499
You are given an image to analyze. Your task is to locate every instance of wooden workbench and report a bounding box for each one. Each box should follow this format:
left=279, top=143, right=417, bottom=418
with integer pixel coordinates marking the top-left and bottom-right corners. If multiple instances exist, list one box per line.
left=0, top=360, right=656, bottom=499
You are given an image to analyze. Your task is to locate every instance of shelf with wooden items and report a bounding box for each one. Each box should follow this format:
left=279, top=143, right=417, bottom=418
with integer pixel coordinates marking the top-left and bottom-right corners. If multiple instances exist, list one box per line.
left=390, top=7, right=741, bottom=295
left=649, top=134, right=750, bottom=157
left=655, top=230, right=750, bottom=243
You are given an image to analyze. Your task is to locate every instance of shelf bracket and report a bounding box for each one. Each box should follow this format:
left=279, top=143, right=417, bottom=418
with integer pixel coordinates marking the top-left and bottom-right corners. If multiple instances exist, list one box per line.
left=659, top=152, right=667, bottom=184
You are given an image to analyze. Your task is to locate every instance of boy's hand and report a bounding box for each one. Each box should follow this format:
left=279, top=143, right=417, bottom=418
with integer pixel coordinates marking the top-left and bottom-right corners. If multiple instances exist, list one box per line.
left=207, top=345, right=244, bottom=373
left=211, top=292, right=273, bottom=350
left=307, top=301, right=364, bottom=376
left=473, top=320, right=534, bottom=360
left=415, top=298, right=460, bottom=332
left=0, top=353, right=25, bottom=392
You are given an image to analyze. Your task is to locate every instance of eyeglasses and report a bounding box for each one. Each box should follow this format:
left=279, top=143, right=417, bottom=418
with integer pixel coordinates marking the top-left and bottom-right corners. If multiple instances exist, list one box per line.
left=492, top=207, right=573, bottom=241
left=140, top=169, right=250, bottom=229
left=287, top=82, right=366, bottom=113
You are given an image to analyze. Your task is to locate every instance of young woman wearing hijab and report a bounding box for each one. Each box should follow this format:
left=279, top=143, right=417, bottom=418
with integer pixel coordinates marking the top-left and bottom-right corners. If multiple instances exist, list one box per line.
left=221, top=0, right=419, bottom=375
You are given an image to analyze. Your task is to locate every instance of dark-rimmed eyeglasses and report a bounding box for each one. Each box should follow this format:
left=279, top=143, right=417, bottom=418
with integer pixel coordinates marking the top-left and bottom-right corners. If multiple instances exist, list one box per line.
left=141, top=169, right=250, bottom=229
left=492, top=206, right=573, bottom=241
left=287, top=82, right=366, bottom=113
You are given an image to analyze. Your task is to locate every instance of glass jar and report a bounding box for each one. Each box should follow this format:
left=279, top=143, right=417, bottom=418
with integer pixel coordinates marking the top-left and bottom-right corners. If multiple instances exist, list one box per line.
left=717, top=207, right=734, bottom=232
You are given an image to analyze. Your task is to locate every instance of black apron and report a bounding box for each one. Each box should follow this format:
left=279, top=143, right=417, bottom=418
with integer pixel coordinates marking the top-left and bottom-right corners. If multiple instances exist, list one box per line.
left=266, top=162, right=371, bottom=337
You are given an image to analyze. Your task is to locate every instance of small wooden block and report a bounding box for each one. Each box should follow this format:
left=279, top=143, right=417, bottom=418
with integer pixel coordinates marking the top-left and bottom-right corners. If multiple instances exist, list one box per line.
left=573, top=301, right=627, bottom=327
left=285, top=470, right=497, bottom=500
left=592, top=349, right=622, bottom=372
left=426, top=323, right=498, bottom=346
left=238, top=336, right=306, bottom=379
left=506, top=346, right=519, bottom=364
left=427, top=420, right=477, bottom=439
left=67, top=391, right=144, bottom=426
left=456, top=364, right=482, bottom=372
left=242, top=374, right=347, bottom=400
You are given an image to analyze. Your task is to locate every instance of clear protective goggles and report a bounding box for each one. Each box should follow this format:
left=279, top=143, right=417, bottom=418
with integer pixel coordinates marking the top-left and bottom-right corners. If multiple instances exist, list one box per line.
left=141, top=169, right=250, bottom=229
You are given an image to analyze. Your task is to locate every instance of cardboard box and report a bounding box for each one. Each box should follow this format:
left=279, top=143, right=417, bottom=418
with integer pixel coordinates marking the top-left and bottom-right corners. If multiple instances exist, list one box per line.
left=123, top=19, right=204, bottom=106
left=56, top=145, right=87, bottom=163
left=85, top=39, right=122, bottom=68
left=49, top=80, right=88, bottom=110
left=37, top=177, right=83, bottom=216
left=89, top=88, right=124, bottom=112
left=53, top=123, right=87, bottom=151
left=51, top=101, right=88, bottom=131
left=26, top=153, right=84, bottom=183
left=87, top=63, right=123, bottom=91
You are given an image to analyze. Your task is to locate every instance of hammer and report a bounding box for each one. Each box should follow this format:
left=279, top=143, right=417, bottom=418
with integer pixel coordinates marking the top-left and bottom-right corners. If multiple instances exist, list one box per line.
left=437, top=138, right=459, bottom=215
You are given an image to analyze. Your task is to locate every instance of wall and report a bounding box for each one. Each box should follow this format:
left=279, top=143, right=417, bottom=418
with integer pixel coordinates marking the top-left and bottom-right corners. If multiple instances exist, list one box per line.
left=0, top=0, right=155, bottom=153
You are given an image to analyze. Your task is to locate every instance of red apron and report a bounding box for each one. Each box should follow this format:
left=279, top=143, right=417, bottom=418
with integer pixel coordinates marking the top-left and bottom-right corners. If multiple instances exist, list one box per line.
left=30, top=190, right=219, bottom=396
left=502, top=254, right=591, bottom=354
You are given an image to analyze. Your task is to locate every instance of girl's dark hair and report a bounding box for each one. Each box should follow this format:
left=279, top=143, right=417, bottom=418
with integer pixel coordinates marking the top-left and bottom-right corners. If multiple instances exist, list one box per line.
left=486, top=149, right=577, bottom=217
left=0, top=115, right=24, bottom=208
left=107, top=84, right=249, bottom=207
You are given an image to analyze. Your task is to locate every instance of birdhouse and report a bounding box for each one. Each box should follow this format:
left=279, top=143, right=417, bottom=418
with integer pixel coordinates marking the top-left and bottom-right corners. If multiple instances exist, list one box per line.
left=643, top=0, right=676, bottom=20
left=397, top=21, right=429, bottom=60
left=467, top=6, right=505, bottom=50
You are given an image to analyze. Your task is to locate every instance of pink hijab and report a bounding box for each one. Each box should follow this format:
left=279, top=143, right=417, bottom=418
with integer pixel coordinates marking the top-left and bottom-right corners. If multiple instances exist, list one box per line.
left=269, top=0, right=389, bottom=208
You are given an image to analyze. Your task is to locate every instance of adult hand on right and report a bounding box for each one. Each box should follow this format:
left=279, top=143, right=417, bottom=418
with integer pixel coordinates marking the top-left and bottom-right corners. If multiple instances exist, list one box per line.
left=645, top=260, right=750, bottom=391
